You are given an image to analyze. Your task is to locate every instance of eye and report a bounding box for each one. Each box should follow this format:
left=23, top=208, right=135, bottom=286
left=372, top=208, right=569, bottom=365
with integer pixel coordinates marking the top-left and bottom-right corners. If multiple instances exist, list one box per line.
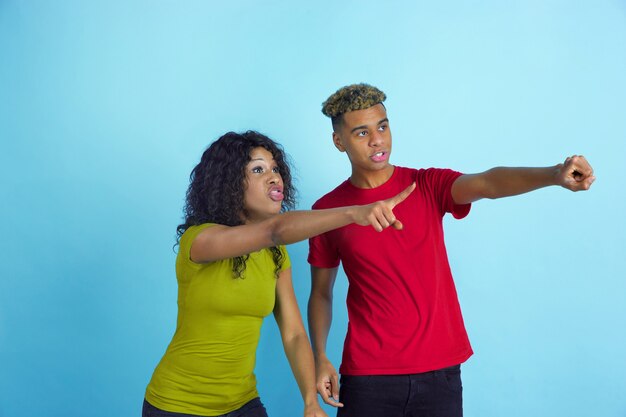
left=357, top=130, right=367, bottom=137
left=378, top=124, right=388, bottom=131
left=272, top=166, right=280, bottom=173
left=251, top=166, right=263, bottom=174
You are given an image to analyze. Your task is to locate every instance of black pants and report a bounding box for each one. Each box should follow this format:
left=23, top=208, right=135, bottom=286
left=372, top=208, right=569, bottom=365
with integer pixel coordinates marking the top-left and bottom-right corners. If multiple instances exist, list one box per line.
left=142, top=397, right=268, bottom=417
left=337, top=365, right=463, bottom=417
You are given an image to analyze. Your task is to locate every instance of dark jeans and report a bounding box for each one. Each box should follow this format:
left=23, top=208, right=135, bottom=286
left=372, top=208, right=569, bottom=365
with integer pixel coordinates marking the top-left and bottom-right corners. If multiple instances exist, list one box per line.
left=142, top=397, right=268, bottom=417
left=337, top=365, right=463, bottom=417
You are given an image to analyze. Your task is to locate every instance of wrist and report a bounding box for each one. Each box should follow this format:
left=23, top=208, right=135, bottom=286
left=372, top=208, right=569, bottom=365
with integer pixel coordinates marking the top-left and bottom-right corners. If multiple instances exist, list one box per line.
left=313, top=350, right=328, bottom=362
left=304, top=395, right=320, bottom=408
left=552, top=164, right=563, bottom=186
left=343, top=205, right=358, bottom=224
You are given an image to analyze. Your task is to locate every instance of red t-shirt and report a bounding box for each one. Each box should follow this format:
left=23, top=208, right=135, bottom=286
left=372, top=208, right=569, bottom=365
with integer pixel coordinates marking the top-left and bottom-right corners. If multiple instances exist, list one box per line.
left=308, top=166, right=473, bottom=375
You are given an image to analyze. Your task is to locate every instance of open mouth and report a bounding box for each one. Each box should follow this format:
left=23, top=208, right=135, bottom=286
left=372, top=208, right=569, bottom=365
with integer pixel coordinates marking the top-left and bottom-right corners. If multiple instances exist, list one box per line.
left=269, top=187, right=284, bottom=202
left=371, top=151, right=388, bottom=163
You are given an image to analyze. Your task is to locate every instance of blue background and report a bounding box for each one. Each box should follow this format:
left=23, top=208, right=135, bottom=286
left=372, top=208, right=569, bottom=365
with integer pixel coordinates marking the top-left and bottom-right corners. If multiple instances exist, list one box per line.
left=1, top=1, right=625, bottom=416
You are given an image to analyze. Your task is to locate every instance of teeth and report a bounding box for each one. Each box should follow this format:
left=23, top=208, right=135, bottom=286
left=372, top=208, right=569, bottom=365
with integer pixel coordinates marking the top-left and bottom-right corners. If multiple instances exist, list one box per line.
left=375, top=152, right=383, bottom=157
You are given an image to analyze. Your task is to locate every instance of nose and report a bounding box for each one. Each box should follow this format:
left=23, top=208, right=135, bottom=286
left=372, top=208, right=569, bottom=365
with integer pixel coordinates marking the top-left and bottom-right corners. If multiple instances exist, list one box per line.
left=369, top=130, right=383, bottom=147
left=268, top=171, right=281, bottom=184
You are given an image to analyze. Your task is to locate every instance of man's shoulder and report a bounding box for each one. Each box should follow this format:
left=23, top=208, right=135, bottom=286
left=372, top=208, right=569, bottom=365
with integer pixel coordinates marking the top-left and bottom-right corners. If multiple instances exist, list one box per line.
left=399, top=166, right=463, bottom=182
left=312, top=180, right=351, bottom=209
left=397, top=165, right=449, bottom=175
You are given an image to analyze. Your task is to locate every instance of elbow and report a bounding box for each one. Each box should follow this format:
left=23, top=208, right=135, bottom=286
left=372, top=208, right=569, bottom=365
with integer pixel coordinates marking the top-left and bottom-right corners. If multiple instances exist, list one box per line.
left=309, top=288, right=333, bottom=307
left=482, top=189, right=499, bottom=200
left=281, top=327, right=309, bottom=349
left=267, top=215, right=287, bottom=246
left=478, top=169, right=500, bottom=200
left=269, top=225, right=285, bottom=247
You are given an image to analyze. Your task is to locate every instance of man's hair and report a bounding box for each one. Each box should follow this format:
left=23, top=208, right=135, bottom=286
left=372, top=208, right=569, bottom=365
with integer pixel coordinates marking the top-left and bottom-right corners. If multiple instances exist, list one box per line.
left=321, top=83, right=386, bottom=130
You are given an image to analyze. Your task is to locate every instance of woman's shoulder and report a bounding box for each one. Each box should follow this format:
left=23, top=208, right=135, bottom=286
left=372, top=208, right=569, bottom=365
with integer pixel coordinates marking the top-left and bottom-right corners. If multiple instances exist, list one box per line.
left=183, top=222, right=217, bottom=237
left=178, top=223, right=219, bottom=256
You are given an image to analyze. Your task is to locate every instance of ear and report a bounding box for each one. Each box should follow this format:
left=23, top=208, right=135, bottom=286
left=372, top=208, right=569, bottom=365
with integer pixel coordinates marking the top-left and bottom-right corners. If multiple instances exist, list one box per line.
left=332, top=132, right=346, bottom=152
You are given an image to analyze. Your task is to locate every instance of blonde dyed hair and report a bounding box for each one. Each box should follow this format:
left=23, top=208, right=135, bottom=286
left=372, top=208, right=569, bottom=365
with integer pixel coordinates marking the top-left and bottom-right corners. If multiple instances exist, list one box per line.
left=321, top=83, right=386, bottom=119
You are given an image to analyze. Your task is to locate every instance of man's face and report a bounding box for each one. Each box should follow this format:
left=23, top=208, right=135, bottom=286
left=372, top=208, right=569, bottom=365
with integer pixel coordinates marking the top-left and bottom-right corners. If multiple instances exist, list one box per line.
left=332, top=103, right=392, bottom=175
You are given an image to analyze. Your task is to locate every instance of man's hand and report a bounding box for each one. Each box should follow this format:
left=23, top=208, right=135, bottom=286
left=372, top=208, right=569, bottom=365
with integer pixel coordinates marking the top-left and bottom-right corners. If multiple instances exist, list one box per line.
left=557, top=155, right=595, bottom=191
left=315, top=357, right=343, bottom=407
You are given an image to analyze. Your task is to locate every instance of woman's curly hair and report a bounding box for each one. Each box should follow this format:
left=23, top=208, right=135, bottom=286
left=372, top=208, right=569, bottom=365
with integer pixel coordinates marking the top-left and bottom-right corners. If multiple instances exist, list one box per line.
left=177, top=131, right=296, bottom=278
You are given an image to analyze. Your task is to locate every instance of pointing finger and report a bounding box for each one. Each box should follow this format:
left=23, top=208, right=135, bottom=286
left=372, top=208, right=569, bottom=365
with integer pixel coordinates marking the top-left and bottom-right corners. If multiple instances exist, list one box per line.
left=388, top=182, right=416, bottom=207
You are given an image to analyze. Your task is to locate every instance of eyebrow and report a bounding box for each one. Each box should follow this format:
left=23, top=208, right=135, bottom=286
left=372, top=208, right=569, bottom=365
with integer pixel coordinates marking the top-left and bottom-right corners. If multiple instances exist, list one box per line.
left=350, top=118, right=389, bottom=134
left=249, top=157, right=276, bottom=163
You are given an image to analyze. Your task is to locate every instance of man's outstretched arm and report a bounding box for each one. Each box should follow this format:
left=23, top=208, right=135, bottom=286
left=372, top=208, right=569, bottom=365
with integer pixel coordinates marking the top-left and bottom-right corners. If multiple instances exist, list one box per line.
left=451, top=155, right=595, bottom=205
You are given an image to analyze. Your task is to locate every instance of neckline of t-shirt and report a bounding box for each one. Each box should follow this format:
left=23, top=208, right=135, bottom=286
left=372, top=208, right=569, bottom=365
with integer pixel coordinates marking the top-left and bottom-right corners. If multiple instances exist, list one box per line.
left=345, top=165, right=399, bottom=194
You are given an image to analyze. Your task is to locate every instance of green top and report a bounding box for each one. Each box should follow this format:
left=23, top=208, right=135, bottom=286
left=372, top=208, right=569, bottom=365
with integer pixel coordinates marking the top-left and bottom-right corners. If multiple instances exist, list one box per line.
left=145, top=224, right=291, bottom=415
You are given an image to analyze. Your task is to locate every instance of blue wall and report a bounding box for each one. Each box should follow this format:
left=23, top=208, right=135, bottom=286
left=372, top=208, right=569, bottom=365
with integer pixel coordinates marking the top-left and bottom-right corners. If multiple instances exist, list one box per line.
left=1, top=1, right=624, bottom=416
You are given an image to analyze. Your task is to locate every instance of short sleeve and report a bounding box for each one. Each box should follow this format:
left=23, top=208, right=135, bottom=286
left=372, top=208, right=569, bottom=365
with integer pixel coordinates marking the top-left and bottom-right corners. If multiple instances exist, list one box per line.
left=178, top=223, right=214, bottom=267
left=423, top=168, right=471, bottom=219
left=308, top=230, right=340, bottom=268
left=279, top=245, right=291, bottom=271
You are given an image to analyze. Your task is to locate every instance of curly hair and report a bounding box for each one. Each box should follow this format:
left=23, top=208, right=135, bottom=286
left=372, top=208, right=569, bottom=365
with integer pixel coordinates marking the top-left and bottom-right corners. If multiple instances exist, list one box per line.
left=322, top=83, right=387, bottom=130
left=177, top=131, right=296, bottom=278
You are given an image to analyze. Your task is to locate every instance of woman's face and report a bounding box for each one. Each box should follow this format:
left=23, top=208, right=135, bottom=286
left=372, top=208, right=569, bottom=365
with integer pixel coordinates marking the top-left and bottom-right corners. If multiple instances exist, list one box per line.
left=242, top=147, right=284, bottom=223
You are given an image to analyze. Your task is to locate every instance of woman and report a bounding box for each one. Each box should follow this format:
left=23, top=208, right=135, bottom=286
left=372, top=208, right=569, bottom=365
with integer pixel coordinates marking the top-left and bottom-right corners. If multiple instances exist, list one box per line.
left=143, top=131, right=414, bottom=417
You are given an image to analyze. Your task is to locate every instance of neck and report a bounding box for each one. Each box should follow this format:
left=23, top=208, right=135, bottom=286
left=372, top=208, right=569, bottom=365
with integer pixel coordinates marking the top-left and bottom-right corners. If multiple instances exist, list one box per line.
left=350, top=165, right=395, bottom=189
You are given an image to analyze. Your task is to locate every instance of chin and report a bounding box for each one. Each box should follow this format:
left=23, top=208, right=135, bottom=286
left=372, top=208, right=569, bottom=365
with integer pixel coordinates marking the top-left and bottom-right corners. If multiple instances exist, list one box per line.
left=266, top=206, right=282, bottom=216
left=366, top=163, right=391, bottom=171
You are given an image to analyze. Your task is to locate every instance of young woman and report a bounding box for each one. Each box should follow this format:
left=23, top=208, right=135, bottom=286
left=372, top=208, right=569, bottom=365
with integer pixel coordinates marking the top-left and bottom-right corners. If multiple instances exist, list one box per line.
left=143, top=131, right=414, bottom=417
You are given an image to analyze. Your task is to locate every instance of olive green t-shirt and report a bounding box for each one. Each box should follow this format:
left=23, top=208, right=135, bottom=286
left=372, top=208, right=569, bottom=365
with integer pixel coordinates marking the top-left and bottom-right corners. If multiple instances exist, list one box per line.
left=145, top=224, right=291, bottom=415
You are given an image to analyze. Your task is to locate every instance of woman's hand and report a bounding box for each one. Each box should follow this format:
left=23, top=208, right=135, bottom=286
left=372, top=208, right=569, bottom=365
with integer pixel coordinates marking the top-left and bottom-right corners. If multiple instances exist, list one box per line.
left=351, top=182, right=416, bottom=232
left=304, top=402, right=329, bottom=417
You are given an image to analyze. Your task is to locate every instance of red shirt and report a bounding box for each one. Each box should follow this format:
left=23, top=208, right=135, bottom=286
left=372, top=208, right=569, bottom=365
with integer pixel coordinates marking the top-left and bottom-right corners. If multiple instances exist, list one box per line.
left=308, top=166, right=473, bottom=375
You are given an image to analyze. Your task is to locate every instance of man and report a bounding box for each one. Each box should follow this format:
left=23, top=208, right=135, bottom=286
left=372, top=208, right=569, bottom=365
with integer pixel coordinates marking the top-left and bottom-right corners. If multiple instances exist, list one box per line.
left=307, top=83, right=595, bottom=417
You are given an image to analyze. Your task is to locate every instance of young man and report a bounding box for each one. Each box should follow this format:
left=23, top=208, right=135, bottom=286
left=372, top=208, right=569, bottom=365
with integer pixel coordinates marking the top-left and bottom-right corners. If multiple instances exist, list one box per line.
left=307, top=84, right=595, bottom=417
